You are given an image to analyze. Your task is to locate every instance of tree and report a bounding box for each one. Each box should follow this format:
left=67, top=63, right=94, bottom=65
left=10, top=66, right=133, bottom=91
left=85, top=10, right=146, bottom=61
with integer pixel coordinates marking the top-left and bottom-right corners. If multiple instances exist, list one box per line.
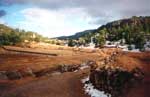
left=134, top=32, right=146, bottom=50
left=68, top=39, right=75, bottom=47
left=95, top=30, right=106, bottom=47
left=78, top=38, right=86, bottom=46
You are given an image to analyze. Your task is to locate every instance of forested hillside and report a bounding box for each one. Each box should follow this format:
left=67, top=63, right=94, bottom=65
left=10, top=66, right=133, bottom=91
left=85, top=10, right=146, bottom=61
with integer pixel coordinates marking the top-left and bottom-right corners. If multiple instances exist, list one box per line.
left=0, top=24, right=50, bottom=45
left=97, top=16, right=150, bottom=41
left=68, top=16, right=150, bottom=49
left=95, top=16, right=150, bottom=48
left=1, top=16, right=150, bottom=49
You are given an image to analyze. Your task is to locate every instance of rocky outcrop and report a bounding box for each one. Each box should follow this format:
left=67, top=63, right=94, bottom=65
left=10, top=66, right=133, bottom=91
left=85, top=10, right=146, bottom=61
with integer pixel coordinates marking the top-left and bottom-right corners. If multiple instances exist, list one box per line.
left=0, top=68, right=35, bottom=80
left=0, top=63, right=86, bottom=80
left=58, top=64, right=80, bottom=73
left=6, top=71, right=22, bottom=80
left=89, top=66, right=144, bottom=97
left=89, top=50, right=145, bottom=97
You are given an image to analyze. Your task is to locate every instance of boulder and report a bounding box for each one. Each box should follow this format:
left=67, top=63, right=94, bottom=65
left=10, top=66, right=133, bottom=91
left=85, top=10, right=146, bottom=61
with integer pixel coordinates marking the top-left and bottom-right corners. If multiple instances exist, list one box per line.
left=59, top=64, right=80, bottom=72
left=6, top=71, right=22, bottom=80
left=0, top=71, right=8, bottom=80
left=19, top=67, right=35, bottom=77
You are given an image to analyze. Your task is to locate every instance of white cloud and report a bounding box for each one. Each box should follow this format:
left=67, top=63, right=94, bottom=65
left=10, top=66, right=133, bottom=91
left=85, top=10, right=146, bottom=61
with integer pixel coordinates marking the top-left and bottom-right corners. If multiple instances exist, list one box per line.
left=0, top=19, right=6, bottom=24
left=17, top=7, right=98, bottom=38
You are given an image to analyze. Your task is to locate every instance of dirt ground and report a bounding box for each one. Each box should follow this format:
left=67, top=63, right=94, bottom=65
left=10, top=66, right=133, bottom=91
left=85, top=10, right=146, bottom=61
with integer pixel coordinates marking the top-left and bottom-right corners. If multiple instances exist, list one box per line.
left=104, top=52, right=150, bottom=97
left=115, top=52, right=150, bottom=97
left=0, top=68, right=90, bottom=97
left=0, top=46, right=102, bottom=97
left=0, top=46, right=101, bottom=72
left=0, top=46, right=149, bottom=97
left=0, top=46, right=118, bottom=72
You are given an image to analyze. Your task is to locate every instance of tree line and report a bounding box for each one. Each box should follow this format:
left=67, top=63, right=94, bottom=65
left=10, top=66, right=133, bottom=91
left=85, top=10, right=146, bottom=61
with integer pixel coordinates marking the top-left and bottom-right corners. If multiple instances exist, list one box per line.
left=0, top=24, right=51, bottom=46
left=68, top=16, right=150, bottom=50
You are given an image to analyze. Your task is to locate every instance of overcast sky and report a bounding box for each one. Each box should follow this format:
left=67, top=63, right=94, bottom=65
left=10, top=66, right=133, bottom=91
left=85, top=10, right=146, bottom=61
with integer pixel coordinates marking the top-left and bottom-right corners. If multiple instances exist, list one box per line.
left=0, top=0, right=150, bottom=37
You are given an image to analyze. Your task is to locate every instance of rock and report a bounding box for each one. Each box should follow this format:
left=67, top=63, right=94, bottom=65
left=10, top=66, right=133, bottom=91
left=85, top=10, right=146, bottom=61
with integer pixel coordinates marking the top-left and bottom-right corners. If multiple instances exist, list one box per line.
left=131, top=67, right=144, bottom=81
left=50, top=71, right=61, bottom=76
left=59, top=64, right=80, bottom=72
left=19, top=67, right=35, bottom=77
left=34, top=68, right=55, bottom=77
left=89, top=67, right=144, bottom=97
left=6, top=71, right=22, bottom=80
left=85, top=80, right=90, bottom=84
left=0, top=71, right=8, bottom=80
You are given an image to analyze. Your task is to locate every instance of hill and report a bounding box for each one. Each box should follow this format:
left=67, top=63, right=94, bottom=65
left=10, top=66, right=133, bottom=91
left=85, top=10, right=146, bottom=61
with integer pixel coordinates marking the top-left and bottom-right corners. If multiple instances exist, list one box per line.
left=56, top=29, right=96, bottom=40
left=0, top=24, right=51, bottom=45
left=63, top=16, right=150, bottom=49
left=97, top=16, right=150, bottom=41
left=94, top=16, right=150, bottom=49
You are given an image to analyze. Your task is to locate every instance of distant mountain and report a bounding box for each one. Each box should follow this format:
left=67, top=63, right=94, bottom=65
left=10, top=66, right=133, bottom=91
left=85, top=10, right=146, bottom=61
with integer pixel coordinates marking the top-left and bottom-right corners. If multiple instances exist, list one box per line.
left=56, top=29, right=96, bottom=40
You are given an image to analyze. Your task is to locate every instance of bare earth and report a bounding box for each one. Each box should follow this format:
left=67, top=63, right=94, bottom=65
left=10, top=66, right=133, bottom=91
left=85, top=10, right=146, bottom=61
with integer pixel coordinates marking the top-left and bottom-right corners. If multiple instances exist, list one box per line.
left=0, top=46, right=150, bottom=97
left=1, top=69, right=90, bottom=97
left=0, top=46, right=101, bottom=97
left=116, top=52, right=150, bottom=97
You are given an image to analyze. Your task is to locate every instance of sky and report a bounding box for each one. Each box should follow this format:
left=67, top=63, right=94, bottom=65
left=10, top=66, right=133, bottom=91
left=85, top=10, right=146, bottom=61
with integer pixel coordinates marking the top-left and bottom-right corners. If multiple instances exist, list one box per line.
left=0, top=0, right=150, bottom=38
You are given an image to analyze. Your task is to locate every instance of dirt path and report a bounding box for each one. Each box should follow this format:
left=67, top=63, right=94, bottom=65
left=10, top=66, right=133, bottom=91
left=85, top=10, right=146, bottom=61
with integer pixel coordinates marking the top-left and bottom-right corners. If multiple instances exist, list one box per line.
left=1, top=69, right=90, bottom=97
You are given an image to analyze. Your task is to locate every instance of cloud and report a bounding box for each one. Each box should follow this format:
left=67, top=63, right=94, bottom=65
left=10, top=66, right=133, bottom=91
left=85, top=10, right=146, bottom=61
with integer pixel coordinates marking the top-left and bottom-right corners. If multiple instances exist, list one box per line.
left=1, top=0, right=150, bottom=25
left=0, top=10, right=6, bottom=17
left=0, top=10, right=6, bottom=24
left=0, top=0, right=149, bottom=37
left=16, top=7, right=96, bottom=37
left=0, top=19, right=6, bottom=24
